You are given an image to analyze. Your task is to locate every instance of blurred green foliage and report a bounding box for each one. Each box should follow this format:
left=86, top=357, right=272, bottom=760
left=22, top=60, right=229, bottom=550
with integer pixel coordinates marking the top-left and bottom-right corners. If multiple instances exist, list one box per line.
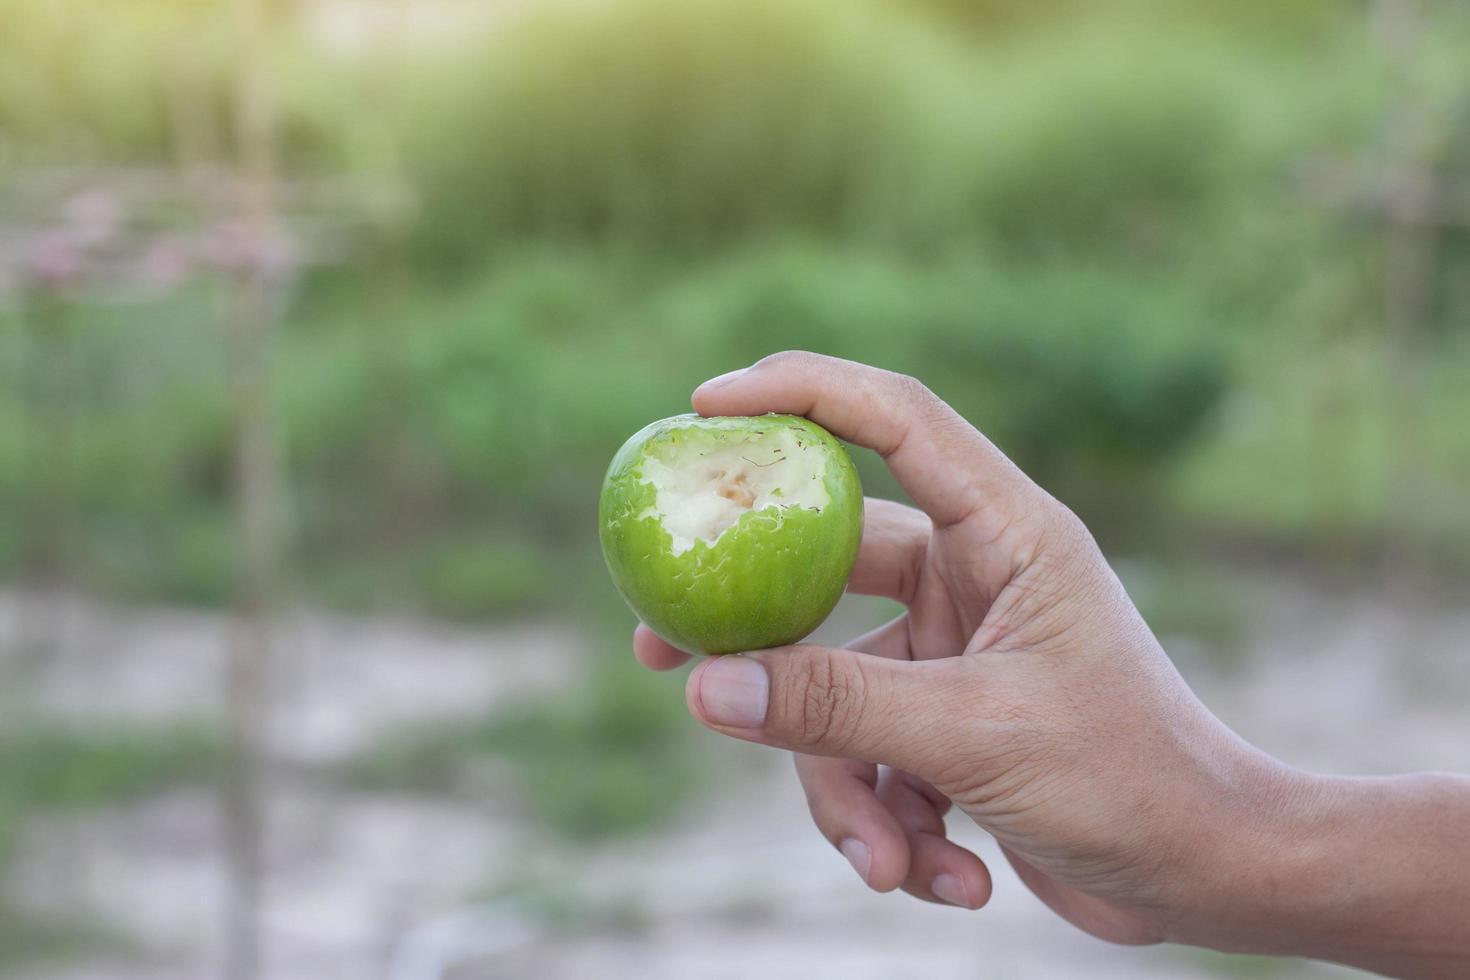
left=0, top=0, right=1468, bottom=607
left=916, top=0, right=1347, bottom=38
left=1, top=243, right=1234, bottom=610
left=0, top=0, right=351, bottom=168
left=343, top=651, right=703, bottom=839
left=0, top=724, right=216, bottom=966
left=405, top=0, right=964, bottom=258
left=1125, top=559, right=1246, bottom=672
left=0, top=907, right=120, bottom=971
left=399, top=0, right=1322, bottom=264
left=1178, top=947, right=1307, bottom=978
left=0, top=724, right=221, bottom=865
left=0, top=725, right=218, bottom=810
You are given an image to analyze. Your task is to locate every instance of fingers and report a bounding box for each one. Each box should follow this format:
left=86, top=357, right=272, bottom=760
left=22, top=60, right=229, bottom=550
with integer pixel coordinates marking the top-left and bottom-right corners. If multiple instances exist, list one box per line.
left=877, top=768, right=991, bottom=909
left=848, top=497, right=930, bottom=605
left=794, top=755, right=910, bottom=893
left=796, top=754, right=991, bottom=907
left=790, top=614, right=916, bottom=894
left=685, top=643, right=969, bottom=781
left=633, top=623, right=691, bottom=671
left=693, top=351, right=1042, bottom=530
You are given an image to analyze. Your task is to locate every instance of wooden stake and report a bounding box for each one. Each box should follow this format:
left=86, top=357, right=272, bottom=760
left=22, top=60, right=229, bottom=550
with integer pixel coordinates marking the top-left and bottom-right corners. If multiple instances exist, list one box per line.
left=222, top=0, right=283, bottom=977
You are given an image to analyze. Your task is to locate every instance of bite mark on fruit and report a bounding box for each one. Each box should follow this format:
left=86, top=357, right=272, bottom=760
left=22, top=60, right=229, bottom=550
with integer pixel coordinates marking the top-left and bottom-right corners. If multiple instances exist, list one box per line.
left=637, top=426, right=829, bottom=556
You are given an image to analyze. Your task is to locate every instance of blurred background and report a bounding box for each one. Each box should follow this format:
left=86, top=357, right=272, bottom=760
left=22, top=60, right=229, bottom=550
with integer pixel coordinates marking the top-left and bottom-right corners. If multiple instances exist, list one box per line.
left=0, top=0, right=1467, bottom=977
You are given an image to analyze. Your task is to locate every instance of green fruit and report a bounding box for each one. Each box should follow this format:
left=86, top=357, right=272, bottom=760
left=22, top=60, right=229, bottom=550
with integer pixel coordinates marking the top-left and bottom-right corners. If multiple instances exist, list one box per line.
left=599, top=413, right=864, bottom=655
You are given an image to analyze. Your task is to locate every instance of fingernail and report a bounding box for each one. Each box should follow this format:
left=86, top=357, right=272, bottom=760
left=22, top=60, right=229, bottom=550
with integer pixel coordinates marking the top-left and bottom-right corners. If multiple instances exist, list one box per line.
left=697, top=656, right=768, bottom=728
left=696, top=367, right=748, bottom=391
left=931, top=873, right=971, bottom=909
left=839, top=838, right=871, bottom=884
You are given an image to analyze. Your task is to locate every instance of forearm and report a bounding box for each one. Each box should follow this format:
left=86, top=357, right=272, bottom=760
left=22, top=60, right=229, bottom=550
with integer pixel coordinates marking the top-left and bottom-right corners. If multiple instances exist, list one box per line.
left=1179, top=766, right=1470, bottom=977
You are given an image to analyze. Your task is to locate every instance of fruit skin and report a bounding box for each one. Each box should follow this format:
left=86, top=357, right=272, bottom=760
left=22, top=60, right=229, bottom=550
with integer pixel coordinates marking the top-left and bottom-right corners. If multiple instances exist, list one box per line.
left=599, top=413, right=863, bottom=656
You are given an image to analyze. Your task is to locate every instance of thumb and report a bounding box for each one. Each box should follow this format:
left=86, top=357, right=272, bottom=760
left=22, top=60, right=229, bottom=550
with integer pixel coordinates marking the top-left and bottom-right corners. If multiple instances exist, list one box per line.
left=685, top=646, right=966, bottom=778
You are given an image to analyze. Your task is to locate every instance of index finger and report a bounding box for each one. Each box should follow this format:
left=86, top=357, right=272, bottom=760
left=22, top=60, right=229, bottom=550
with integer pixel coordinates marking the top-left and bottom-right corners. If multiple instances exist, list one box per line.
left=633, top=622, right=692, bottom=671
left=692, top=351, right=1040, bottom=530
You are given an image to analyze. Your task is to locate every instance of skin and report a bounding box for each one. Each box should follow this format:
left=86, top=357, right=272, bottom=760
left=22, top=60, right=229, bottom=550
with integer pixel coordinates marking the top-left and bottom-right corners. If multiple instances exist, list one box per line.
left=632, top=351, right=1470, bottom=978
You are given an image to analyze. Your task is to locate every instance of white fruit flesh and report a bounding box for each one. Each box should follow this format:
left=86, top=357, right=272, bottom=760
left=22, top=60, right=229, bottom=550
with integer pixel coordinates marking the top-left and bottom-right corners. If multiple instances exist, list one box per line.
left=637, top=428, right=830, bottom=556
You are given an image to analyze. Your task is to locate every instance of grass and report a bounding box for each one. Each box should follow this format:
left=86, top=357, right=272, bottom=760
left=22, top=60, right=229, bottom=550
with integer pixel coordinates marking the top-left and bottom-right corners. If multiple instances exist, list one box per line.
left=0, top=724, right=222, bottom=864
left=1177, top=947, right=1314, bottom=978
left=0, top=724, right=220, bottom=811
left=0, top=722, right=221, bottom=971
left=0, top=905, right=125, bottom=972
left=342, top=642, right=703, bottom=840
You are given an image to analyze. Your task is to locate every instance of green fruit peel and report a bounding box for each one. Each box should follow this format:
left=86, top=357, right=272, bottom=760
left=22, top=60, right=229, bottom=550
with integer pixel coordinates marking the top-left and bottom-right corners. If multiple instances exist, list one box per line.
left=599, top=413, right=863, bottom=655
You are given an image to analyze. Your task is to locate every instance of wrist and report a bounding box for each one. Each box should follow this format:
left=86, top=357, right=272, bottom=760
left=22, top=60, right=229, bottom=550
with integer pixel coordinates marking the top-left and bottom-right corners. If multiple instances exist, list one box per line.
left=1168, top=760, right=1470, bottom=976
left=1151, top=745, right=1312, bottom=951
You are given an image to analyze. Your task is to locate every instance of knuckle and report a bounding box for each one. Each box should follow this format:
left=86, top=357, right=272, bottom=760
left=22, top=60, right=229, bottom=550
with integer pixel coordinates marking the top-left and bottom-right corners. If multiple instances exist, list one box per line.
left=892, top=546, right=923, bottom=604
left=890, top=370, right=936, bottom=410
left=755, top=349, right=817, bottom=372
left=893, top=372, right=970, bottom=442
left=784, top=651, right=866, bottom=752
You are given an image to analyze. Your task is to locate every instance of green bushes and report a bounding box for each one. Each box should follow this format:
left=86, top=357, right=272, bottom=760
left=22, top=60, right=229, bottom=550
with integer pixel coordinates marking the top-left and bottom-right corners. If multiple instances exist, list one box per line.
left=913, top=0, right=1348, bottom=42
left=0, top=241, right=1230, bottom=614
left=401, top=0, right=1283, bottom=266
left=403, top=0, right=969, bottom=260
left=963, top=32, right=1245, bottom=256
left=277, top=244, right=1229, bottom=607
left=0, top=0, right=177, bottom=159
left=4, top=0, right=1468, bottom=615
left=0, top=0, right=355, bottom=168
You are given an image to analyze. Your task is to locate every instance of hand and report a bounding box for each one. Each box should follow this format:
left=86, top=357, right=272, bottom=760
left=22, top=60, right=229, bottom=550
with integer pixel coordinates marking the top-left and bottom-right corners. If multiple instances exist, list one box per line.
left=634, top=349, right=1252, bottom=941
left=633, top=352, right=1470, bottom=977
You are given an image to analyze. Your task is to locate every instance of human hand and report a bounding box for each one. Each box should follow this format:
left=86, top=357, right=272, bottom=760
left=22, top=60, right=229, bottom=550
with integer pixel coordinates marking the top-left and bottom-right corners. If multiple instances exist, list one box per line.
left=633, top=352, right=1470, bottom=977
left=632, top=350, right=1266, bottom=942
